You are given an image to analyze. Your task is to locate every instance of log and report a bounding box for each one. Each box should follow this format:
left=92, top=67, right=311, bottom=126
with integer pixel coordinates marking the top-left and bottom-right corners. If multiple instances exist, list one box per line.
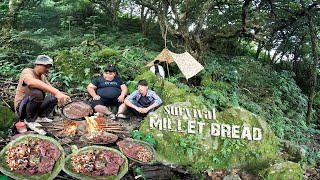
left=140, top=165, right=175, bottom=179
left=105, top=130, right=128, bottom=133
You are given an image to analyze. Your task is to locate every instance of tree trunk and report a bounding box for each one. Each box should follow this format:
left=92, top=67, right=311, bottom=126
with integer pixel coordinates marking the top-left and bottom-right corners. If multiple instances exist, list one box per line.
left=111, top=0, right=120, bottom=28
left=305, top=11, right=318, bottom=125
left=141, top=5, right=149, bottom=37
left=7, top=0, right=22, bottom=29
left=255, top=42, right=263, bottom=60
left=271, top=49, right=279, bottom=64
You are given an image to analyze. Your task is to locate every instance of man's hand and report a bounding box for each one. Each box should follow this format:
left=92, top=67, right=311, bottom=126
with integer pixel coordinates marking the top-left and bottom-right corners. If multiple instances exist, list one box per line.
left=136, top=107, right=144, bottom=113
left=93, top=95, right=101, bottom=100
left=136, top=107, right=149, bottom=114
left=118, top=95, right=125, bottom=103
left=56, top=92, right=71, bottom=106
left=141, top=108, right=149, bottom=113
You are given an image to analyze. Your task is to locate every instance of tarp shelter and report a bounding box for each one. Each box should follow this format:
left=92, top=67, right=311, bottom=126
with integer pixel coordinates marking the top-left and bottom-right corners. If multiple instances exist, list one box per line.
left=146, top=48, right=204, bottom=80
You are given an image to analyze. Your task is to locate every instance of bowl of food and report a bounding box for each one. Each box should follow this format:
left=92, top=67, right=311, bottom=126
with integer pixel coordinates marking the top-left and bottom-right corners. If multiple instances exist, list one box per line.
left=63, top=146, right=128, bottom=180
left=62, top=100, right=93, bottom=121
left=117, top=139, right=156, bottom=164
left=80, top=132, right=118, bottom=144
left=0, top=134, right=65, bottom=180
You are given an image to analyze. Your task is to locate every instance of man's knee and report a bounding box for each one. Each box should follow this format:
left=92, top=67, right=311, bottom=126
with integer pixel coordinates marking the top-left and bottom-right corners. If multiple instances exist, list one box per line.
left=94, top=105, right=106, bottom=111
left=49, top=95, right=57, bottom=103
left=29, top=89, right=45, bottom=102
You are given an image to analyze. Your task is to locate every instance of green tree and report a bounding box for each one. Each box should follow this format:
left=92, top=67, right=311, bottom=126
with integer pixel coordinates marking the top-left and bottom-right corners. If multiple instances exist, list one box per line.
left=134, top=0, right=274, bottom=61
left=89, top=0, right=121, bottom=27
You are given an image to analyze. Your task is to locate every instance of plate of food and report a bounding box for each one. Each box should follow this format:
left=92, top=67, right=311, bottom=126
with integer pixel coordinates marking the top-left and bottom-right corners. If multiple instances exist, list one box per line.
left=62, top=100, right=93, bottom=121
left=63, top=146, right=128, bottom=180
left=80, top=132, right=118, bottom=144
left=0, top=134, right=65, bottom=180
left=116, top=139, right=156, bottom=164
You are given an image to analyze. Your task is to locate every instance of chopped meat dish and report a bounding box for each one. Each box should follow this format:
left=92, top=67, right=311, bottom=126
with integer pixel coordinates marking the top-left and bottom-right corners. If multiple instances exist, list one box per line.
left=71, top=149, right=124, bottom=177
left=117, top=140, right=154, bottom=163
left=5, top=139, right=61, bottom=176
left=85, top=132, right=118, bottom=144
left=63, top=101, right=93, bottom=119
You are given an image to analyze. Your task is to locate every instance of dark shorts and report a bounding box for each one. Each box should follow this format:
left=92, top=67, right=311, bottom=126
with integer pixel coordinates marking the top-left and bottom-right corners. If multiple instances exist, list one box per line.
left=91, top=98, right=122, bottom=108
left=16, top=89, right=57, bottom=121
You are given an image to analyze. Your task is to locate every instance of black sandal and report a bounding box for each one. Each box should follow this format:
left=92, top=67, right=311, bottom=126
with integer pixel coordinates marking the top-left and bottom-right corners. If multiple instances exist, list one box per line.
left=108, top=114, right=116, bottom=120
left=116, top=113, right=127, bottom=119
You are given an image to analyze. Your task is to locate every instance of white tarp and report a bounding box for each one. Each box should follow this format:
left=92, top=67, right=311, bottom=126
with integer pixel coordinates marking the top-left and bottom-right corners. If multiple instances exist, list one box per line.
left=146, top=48, right=204, bottom=80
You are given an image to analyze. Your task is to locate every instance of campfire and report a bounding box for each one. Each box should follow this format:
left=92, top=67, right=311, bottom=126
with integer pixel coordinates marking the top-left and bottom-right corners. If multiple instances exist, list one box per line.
left=64, top=121, right=78, bottom=136
left=43, top=116, right=127, bottom=138
left=85, top=116, right=104, bottom=133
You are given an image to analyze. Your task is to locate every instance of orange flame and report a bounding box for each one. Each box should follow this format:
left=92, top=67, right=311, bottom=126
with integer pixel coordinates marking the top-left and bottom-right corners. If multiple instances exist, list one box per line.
left=64, top=120, right=78, bottom=136
left=85, top=116, right=103, bottom=133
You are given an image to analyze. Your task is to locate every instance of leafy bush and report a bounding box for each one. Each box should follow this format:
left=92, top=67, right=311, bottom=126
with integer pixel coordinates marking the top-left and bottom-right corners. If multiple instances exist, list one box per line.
left=0, top=60, right=22, bottom=78
left=233, top=57, right=320, bottom=165
left=97, top=48, right=117, bottom=58
left=16, top=7, right=62, bottom=32
left=0, top=106, right=18, bottom=134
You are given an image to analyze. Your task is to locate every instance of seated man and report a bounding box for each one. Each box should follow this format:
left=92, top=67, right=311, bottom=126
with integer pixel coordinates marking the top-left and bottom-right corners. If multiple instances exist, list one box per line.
left=150, top=60, right=165, bottom=78
left=87, top=65, right=127, bottom=119
left=14, top=55, right=71, bottom=130
left=124, top=80, right=162, bottom=118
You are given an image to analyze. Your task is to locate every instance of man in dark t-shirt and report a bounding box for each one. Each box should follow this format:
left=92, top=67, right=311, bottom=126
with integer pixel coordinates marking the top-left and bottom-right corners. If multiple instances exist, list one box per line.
left=87, top=66, right=127, bottom=119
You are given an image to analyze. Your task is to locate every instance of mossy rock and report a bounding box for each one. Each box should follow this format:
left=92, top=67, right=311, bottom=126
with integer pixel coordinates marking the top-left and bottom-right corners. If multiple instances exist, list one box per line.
left=0, top=134, right=65, bottom=180
left=97, top=48, right=117, bottom=58
left=279, top=139, right=306, bottom=162
left=261, top=161, right=303, bottom=180
left=139, top=103, right=279, bottom=173
left=223, top=173, right=241, bottom=180
left=63, top=146, right=128, bottom=180
left=0, top=105, right=18, bottom=132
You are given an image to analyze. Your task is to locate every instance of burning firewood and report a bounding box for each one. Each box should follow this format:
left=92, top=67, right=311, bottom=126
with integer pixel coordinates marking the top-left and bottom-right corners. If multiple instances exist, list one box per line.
left=86, top=116, right=129, bottom=134
left=42, top=120, right=78, bottom=137
left=63, top=120, right=78, bottom=136
left=42, top=116, right=129, bottom=138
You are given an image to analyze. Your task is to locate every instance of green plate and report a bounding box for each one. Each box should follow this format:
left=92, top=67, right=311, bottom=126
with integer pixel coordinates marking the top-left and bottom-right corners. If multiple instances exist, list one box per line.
left=0, top=134, right=65, bottom=180
left=62, top=146, right=128, bottom=180
left=117, top=139, right=157, bottom=165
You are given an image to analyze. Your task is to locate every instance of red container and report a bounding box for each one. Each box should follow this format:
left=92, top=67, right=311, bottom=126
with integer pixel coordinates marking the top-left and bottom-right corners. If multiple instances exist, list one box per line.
left=16, top=122, right=27, bottom=133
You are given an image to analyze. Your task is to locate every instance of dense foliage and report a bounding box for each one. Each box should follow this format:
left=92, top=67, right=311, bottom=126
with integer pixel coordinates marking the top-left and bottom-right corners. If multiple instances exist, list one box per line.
left=0, top=0, right=319, bottom=175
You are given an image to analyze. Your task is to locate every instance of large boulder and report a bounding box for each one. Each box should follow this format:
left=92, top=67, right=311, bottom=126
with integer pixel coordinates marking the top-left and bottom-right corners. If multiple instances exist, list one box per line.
left=139, top=102, right=279, bottom=173
left=279, top=139, right=306, bottom=162
left=261, top=161, right=303, bottom=180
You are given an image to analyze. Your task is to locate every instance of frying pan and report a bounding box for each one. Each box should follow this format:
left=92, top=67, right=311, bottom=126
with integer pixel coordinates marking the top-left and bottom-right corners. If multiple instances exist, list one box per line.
left=61, top=100, right=93, bottom=121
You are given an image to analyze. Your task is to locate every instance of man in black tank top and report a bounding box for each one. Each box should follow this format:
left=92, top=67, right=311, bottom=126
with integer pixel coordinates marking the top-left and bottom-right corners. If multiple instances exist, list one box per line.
left=87, top=66, right=128, bottom=119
